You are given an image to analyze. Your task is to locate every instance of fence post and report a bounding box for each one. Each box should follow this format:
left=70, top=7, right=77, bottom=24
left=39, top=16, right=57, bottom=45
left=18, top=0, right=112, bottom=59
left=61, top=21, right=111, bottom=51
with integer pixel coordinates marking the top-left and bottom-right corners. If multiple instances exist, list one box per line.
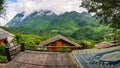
left=20, top=43, right=25, bottom=51
left=5, top=46, right=12, bottom=61
left=4, top=39, right=11, bottom=61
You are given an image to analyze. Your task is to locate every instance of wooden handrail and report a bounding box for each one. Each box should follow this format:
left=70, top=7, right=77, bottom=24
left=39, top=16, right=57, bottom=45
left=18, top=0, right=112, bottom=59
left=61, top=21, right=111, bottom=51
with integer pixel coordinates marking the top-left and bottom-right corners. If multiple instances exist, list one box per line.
left=9, top=45, right=21, bottom=51
left=20, top=43, right=25, bottom=51
left=37, top=46, right=81, bottom=52
left=5, top=42, right=25, bottom=61
left=5, top=46, right=11, bottom=61
left=38, top=46, right=81, bottom=48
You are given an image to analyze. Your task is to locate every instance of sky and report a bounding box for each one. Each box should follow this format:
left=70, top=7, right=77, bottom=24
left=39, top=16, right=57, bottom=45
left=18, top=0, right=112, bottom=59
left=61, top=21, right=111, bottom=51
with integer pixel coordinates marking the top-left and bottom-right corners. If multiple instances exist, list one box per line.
left=6, top=0, right=17, bottom=2
left=0, top=0, right=87, bottom=26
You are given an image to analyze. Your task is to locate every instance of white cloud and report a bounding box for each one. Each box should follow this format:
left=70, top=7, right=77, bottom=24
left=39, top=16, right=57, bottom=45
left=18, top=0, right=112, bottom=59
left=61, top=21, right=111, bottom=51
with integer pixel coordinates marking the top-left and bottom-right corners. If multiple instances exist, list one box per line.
left=0, top=0, right=87, bottom=26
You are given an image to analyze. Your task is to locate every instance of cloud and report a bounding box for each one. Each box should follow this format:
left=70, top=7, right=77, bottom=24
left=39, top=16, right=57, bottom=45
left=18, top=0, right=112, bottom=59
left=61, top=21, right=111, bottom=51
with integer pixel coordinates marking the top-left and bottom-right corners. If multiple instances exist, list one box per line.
left=0, top=0, right=87, bottom=26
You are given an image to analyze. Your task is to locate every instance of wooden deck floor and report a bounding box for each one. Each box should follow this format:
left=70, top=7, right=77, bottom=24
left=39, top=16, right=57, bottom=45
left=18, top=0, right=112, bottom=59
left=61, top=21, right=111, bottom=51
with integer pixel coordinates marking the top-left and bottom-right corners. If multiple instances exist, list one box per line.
left=4, top=51, right=77, bottom=68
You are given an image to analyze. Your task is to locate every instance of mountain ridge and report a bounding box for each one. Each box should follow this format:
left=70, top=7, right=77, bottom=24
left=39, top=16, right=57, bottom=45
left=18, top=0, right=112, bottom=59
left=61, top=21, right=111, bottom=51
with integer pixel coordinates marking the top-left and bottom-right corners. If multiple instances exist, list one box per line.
left=6, top=10, right=94, bottom=28
left=4, top=10, right=112, bottom=42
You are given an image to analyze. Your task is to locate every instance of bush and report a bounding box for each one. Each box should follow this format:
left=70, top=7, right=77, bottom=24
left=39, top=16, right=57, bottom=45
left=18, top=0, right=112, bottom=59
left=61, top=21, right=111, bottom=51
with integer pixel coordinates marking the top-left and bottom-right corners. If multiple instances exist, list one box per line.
left=25, top=45, right=37, bottom=50
left=79, top=40, right=95, bottom=49
left=0, top=44, right=6, bottom=56
left=87, top=45, right=95, bottom=49
left=85, top=40, right=95, bottom=49
left=0, top=56, right=7, bottom=63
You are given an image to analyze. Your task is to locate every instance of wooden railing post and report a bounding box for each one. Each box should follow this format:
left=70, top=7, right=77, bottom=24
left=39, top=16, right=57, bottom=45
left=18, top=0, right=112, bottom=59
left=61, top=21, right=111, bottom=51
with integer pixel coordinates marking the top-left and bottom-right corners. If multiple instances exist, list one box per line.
left=4, top=39, right=12, bottom=61
left=20, top=43, right=25, bottom=51
left=5, top=46, right=12, bottom=61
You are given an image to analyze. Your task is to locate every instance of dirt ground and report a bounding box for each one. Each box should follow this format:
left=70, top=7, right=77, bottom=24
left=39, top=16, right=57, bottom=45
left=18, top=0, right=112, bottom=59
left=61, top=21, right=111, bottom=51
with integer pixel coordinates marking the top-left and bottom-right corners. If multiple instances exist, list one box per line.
left=0, top=63, right=6, bottom=68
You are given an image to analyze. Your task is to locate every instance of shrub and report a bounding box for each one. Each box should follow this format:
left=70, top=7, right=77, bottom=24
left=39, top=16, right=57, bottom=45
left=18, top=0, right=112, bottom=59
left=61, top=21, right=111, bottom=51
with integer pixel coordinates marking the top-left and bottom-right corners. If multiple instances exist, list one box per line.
left=0, top=56, right=7, bottom=63
left=0, top=44, right=6, bottom=56
left=79, top=40, right=95, bottom=49
left=25, top=45, right=37, bottom=50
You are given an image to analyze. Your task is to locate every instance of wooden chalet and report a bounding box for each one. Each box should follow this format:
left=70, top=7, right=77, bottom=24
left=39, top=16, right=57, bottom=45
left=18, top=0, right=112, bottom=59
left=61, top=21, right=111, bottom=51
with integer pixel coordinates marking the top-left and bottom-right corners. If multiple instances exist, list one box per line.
left=0, top=28, right=14, bottom=46
left=38, top=35, right=82, bottom=51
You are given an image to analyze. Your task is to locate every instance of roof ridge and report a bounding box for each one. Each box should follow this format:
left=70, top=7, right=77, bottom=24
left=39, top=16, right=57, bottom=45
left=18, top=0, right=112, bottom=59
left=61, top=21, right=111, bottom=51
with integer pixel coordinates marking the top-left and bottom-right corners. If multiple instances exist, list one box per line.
left=38, top=35, right=82, bottom=47
left=0, top=28, right=14, bottom=40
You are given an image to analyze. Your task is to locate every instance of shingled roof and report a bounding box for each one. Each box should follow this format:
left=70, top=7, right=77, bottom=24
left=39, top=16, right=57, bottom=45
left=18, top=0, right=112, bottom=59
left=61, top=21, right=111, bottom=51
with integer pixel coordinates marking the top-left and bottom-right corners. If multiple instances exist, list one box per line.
left=38, top=35, right=82, bottom=47
left=0, top=28, right=14, bottom=40
left=94, top=41, right=114, bottom=49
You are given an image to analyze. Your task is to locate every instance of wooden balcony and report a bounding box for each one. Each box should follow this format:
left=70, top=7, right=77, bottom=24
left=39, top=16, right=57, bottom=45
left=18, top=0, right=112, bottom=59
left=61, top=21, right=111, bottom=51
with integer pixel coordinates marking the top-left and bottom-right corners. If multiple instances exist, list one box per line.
left=4, top=51, right=77, bottom=68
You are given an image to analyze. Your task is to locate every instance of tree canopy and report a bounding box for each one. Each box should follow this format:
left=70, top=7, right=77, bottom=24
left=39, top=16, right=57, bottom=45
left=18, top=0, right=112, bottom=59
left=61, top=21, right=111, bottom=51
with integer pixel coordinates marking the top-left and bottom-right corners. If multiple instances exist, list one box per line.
left=81, top=0, right=120, bottom=39
left=0, top=0, right=5, bottom=17
left=81, top=0, right=120, bottom=28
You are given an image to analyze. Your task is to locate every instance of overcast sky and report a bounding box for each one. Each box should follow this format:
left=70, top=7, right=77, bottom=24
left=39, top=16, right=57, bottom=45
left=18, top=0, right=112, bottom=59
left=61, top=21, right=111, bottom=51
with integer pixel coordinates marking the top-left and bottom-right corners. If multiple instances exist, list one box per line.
left=0, top=0, right=87, bottom=26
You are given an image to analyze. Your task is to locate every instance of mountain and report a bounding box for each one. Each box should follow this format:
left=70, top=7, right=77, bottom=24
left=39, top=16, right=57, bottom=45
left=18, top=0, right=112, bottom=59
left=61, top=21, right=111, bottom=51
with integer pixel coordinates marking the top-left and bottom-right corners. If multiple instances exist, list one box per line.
left=6, top=12, right=25, bottom=27
left=6, top=10, right=95, bottom=29
left=6, top=10, right=58, bottom=29
left=7, top=10, right=97, bottom=33
left=5, top=10, right=112, bottom=42
left=6, top=10, right=97, bottom=34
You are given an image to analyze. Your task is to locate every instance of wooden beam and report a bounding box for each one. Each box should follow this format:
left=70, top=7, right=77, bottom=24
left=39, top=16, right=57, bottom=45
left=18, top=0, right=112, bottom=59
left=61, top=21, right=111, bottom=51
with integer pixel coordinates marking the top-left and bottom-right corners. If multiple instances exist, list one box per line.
left=4, top=39, right=12, bottom=61
left=38, top=46, right=81, bottom=48
left=5, top=46, right=12, bottom=61
left=20, top=43, right=25, bottom=51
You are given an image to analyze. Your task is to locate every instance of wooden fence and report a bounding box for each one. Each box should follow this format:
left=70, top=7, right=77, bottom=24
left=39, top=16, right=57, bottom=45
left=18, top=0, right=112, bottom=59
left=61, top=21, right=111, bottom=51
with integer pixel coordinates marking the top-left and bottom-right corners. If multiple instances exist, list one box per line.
left=5, top=42, right=25, bottom=61
left=37, top=46, right=81, bottom=52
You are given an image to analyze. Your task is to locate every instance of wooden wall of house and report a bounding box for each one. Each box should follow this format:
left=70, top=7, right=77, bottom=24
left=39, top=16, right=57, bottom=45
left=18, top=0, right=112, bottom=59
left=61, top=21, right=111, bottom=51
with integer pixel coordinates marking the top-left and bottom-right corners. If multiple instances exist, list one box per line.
left=48, top=42, right=56, bottom=50
left=56, top=40, right=62, bottom=46
left=48, top=40, right=63, bottom=50
left=47, top=40, right=79, bottom=51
